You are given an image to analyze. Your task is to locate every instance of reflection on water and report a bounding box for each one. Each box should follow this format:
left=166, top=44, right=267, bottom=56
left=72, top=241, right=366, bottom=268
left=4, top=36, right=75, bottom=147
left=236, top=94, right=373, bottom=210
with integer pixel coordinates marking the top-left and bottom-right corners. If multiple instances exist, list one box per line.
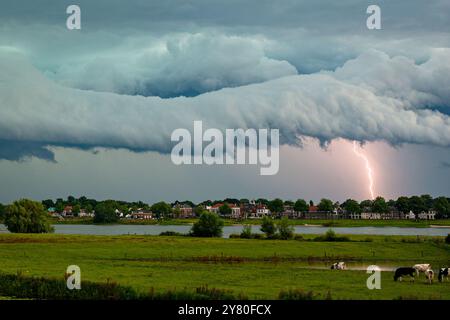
left=1, top=223, right=450, bottom=237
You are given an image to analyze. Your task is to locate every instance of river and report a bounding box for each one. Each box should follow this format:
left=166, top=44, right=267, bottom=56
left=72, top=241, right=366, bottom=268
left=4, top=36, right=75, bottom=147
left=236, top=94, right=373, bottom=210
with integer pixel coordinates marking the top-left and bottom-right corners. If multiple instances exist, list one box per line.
left=1, top=224, right=449, bottom=237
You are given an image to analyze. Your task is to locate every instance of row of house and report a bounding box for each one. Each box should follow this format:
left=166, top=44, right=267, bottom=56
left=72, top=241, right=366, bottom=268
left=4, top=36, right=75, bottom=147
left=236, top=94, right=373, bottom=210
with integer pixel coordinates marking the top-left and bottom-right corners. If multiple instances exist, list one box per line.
left=47, top=203, right=437, bottom=221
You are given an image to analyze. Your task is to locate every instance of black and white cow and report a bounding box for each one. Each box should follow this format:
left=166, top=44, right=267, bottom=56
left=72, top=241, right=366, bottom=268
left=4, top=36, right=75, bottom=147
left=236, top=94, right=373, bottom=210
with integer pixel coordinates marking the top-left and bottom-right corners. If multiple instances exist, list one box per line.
left=394, top=267, right=416, bottom=282
left=331, top=262, right=346, bottom=270
left=438, top=268, right=449, bottom=282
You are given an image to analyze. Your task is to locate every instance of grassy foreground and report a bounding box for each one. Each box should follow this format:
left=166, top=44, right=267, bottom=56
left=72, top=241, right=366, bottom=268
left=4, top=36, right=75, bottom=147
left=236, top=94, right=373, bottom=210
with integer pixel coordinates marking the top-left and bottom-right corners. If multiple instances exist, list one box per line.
left=0, top=233, right=449, bottom=300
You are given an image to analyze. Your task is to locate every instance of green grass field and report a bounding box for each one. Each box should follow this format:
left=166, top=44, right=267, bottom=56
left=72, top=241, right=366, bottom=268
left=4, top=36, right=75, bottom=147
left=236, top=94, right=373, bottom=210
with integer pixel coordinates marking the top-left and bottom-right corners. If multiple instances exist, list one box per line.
left=0, top=233, right=449, bottom=299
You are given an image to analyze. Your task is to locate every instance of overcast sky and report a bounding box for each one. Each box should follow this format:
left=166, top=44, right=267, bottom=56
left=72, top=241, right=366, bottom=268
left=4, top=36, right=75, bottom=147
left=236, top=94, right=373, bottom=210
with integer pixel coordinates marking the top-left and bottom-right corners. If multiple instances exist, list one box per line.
left=0, top=0, right=449, bottom=204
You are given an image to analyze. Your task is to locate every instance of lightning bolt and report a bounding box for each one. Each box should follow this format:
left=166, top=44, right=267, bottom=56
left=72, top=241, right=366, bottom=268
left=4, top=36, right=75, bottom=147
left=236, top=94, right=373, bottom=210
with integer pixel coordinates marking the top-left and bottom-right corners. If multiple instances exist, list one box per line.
left=352, top=141, right=375, bottom=200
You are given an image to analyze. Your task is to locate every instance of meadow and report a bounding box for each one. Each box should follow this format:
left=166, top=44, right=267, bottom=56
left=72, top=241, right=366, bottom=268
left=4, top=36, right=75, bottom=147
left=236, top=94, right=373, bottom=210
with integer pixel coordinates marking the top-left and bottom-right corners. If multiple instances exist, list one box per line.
left=0, top=233, right=449, bottom=299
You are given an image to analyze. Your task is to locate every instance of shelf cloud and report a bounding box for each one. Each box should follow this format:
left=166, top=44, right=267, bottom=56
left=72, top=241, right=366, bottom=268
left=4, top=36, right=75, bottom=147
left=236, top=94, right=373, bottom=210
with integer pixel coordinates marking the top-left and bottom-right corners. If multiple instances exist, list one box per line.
left=1, top=47, right=450, bottom=161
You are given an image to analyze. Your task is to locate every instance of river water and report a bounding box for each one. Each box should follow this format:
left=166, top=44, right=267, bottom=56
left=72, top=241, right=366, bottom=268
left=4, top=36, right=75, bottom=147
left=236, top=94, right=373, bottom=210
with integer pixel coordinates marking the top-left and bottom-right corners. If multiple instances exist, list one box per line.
left=1, top=224, right=449, bottom=238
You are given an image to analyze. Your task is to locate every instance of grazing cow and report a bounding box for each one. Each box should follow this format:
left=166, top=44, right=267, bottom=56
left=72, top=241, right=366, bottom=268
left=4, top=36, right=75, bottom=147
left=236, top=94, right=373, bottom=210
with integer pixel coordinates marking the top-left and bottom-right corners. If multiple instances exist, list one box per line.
left=413, top=264, right=431, bottom=277
left=394, top=267, right=416, bottom=282
left=438, top=268, right=449, bottom=282
left=331, top=262, right=346, bottom=270
left=424, top=269, right=434, bottom=284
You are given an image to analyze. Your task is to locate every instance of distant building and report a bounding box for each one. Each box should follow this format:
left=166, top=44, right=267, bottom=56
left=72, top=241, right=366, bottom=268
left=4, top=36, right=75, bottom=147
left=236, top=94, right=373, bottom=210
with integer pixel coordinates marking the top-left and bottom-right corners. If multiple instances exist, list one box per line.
left=130, top=211, right=153, bottom=220
left=405, top=211, right=416, bottom=220
left=249, top=204, right=270, bottom=219
left=62, top=206, right=73, bottom=217
left=418, top=211, right=436, bottom=220
left=173, top=203, right=194, bottom=218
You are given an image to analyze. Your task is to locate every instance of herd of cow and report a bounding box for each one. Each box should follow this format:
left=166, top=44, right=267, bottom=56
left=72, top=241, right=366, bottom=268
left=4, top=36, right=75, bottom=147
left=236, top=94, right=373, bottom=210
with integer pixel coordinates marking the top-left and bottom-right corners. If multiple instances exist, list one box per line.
left=394, top=264, right=449, bottom=284
left=330, top=262, right=450, bottom=284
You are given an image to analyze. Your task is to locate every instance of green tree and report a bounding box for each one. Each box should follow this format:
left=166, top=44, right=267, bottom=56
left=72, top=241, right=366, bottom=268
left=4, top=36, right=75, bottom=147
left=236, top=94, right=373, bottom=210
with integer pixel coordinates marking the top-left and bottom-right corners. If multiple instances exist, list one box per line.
left=294, top=199, right=308, bottom=213
left=0, top=203, right=5, bottom=220
left=409, top=196, right=426, bottom=214
left=342, top=199, right=361, bottom=214
left=421, top=194, right=434, bottom=211
left=190, top=212, right=224, bottom=237
left=41, top=199, right=55, bottom=209
left=318, top=199, right=334, bottom=212
left=277, top=217, right=294, bottom=240
left=72, top=205, right=81, bottom=216
left=372, top=197, right=389, bottom=213
left=434, top=197, right=450, bottom=219
left=360, top=199, right=373, bottom=211
left=268, top=198, right=284, bottom=214
left=257, top=198, right=269, bottom=205
left=260, top=216, right=276, bottom=239
left=93, top=202, right=118, bottom=223
left=151, top=201, right=172, bottom=219
left=219, top=204, right=232, bottom=216
left=4, top=199, right=54, bottom=233
left=193, top=205, right=206, bottom=216
left=396, top=196, right=410, bottom=213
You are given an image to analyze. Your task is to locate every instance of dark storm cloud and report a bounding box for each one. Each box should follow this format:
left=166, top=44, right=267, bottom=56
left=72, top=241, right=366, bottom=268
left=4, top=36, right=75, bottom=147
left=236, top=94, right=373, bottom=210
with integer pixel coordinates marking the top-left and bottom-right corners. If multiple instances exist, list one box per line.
left=1, top=0, right=450, bottom=160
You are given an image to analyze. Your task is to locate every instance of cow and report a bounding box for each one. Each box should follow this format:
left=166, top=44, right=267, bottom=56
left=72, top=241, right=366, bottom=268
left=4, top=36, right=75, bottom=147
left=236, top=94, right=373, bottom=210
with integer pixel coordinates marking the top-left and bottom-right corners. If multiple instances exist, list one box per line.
left=394, top=267, right=416, bottom=282
left=413, top=264, right=431, bottom=277
left=331, top=262, right=346, bottom=270
left=438, top=268, right=449, bottom=282
left=424, top=269, right=434, bottom=284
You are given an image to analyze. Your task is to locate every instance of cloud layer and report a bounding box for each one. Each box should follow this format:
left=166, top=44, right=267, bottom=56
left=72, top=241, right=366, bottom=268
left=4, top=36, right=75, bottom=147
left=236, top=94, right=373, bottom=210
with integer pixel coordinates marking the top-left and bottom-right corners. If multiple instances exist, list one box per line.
left=1, top=47, right=450, bottom=161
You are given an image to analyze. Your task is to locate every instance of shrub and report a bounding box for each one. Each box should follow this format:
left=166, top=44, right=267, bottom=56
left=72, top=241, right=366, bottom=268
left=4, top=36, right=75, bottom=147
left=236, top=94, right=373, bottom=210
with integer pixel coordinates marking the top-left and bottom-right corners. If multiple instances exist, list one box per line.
left=4, top=199, right=54, bottom=233
left=446, top=234, right=450, bottom=244
left=294, top=234, right=304, bottom=241
left=159, top=231, right=184, bottom=236
left=240, top=225, right=252, bottom=239
left=190, top=212, right=224, bottom=237
left=278, top=289, right=319, bottom=300
left=229, top=233, right=241, bottom=239
left=277, top=217, right=294, bottom=240
left=260, top=216, right=276, bottom=239
left=313, top=229, right=350, bottom=242
left=0, top=273, right=247, bottom=300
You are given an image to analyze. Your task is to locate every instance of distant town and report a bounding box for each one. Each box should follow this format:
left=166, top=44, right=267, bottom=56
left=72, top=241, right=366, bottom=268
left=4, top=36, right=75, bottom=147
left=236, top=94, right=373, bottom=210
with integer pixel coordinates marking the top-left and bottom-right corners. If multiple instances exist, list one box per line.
left=2, top=194, right=448, bottom=221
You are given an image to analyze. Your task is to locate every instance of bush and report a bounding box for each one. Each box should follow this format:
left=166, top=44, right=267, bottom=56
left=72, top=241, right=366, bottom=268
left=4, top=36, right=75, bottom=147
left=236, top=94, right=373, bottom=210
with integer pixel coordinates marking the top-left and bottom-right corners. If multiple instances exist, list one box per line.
left=313, top=229, right=350, bottom=242
left=294, top=234, right=304, bottom=241
left=190, top=212, right=224, bottom=237
left=0, top=273, right=246, bottom=300
left=260, top=216, right=276, bottom=239
left=4, top=199, right=54, bottom=233
left=278, top=289, right=319, bottom=300
left=446, top=234, right=450, bottom=244
left=159, top=231, right=184, bottom=236
left=277, top=217, right=294, bottom=240
left=240, top=225, right=252, bottom=239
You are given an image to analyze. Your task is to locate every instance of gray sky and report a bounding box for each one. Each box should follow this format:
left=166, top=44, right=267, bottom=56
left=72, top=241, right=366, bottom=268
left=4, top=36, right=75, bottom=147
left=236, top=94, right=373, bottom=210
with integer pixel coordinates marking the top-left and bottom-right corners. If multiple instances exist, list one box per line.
left=0, top=0, right=449, bottom=203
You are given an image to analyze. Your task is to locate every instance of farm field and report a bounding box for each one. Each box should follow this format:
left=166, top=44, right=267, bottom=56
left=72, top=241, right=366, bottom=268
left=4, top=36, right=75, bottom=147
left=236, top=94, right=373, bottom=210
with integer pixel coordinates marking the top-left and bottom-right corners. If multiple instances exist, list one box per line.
left=0, top=233, right=449, bottom=300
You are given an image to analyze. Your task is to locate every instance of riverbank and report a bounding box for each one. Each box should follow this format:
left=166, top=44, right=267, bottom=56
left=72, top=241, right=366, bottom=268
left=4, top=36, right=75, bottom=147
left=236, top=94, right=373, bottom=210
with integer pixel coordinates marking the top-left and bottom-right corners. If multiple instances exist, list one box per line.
left=0, top=233, right=449, bottom=300
left=47, top=217, right=450, bottom=228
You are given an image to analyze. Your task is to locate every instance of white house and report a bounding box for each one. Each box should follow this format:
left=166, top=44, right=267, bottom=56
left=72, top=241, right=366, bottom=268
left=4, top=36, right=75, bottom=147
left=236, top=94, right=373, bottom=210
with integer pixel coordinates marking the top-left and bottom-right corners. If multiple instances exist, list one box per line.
left=405, top=211, right=416, bottom=219
left=418, top=211, right=436, bottom=220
